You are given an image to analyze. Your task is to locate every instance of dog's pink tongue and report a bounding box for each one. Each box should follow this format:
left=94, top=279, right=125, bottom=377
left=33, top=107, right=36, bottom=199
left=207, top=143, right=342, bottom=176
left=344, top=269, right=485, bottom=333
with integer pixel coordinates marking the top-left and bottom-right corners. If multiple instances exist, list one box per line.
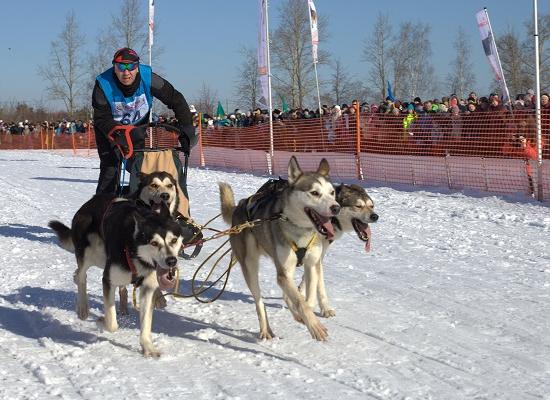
left=322, top=220, right=335, bottom=241
left=364, top=225, right=372, bottom=252
left=156, top=266, right=176, bottom=290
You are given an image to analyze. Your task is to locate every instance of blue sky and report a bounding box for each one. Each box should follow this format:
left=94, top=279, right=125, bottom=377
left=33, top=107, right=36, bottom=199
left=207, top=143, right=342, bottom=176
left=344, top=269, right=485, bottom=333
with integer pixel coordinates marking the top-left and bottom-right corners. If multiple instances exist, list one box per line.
left=1, top=0, right=548, bottom=111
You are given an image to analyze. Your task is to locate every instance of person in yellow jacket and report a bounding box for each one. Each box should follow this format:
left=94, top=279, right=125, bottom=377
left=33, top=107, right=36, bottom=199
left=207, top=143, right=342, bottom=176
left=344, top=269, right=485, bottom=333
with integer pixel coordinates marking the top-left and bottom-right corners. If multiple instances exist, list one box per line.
left=402, top=103, right=417, bottom=142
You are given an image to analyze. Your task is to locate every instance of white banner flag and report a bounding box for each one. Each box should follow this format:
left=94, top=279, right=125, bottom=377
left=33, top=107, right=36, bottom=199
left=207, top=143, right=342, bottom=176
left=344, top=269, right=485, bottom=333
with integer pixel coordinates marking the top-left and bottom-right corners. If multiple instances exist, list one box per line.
left=476, top=9, right=510, bottom=104
left=148, top=0, right=155, bottom=47
left=308, top=0, right=319, bottom=63
left=257, top=0, right=269, bottom=108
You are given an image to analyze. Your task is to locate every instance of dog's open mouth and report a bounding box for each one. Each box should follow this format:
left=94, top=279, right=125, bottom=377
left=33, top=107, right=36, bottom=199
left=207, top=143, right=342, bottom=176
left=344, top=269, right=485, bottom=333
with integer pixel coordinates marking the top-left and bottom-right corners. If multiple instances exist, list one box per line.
left=149, top=200, right=163, bottom=212
left=156, top=265, right=177, bottom=290
left=352, top=218, right=372, bottom=252
left=149, top=199, right=170, bottom=213
left=305, top=207, right=335, bottom=241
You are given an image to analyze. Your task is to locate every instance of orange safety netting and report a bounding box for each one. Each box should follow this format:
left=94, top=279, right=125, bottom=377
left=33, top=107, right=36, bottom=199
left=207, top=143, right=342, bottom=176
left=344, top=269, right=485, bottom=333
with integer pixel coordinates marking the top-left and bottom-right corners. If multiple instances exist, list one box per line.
left=1, top=111, right=549, bottom=199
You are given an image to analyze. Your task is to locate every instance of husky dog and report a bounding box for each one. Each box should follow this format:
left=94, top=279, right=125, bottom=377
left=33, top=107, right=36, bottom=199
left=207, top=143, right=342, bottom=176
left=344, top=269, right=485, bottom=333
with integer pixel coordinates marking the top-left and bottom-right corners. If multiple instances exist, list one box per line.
left=49, top=171, right=182, bottom=319
left=52, top=197, right=182, bottom=357
left=134, top=171, right=179, bottom=216
left=219, top=156, right=340, bottom=341
left=300, top=184, right=378, bottom=317
left=102, top=199, right=182, bottom=356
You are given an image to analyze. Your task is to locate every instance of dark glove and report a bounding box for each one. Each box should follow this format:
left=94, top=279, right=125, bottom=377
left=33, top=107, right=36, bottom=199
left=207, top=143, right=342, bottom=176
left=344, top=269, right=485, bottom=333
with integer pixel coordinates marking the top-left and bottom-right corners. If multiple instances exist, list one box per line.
left=177, top=124, right=198, bottom=155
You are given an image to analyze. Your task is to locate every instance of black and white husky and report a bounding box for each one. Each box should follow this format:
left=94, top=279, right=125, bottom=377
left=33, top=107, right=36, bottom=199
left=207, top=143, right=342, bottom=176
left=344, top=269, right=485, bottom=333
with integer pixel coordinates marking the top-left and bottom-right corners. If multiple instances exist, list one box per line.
left=50, top=196, right=183, bottom=357
left=49, top=171, right=181, bottom=317
left=219, top=156, right=340, bottom=341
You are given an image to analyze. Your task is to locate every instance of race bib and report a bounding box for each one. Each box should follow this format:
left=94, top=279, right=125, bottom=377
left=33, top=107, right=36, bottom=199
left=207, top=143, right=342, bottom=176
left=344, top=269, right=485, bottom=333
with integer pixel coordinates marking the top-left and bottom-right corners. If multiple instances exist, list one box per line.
left=112, top=94, right=150, bottom=125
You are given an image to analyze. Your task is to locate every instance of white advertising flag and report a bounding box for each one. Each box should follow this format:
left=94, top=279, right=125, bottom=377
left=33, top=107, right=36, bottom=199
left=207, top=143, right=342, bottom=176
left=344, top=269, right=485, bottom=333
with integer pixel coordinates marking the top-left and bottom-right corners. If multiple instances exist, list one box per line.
left=148, top=0, right=155, bottom=47
left=308, top=0, right=319, bottom=63
left=476, top=9, right=510, bottom=104
left=257, top=0, right=269, bottom=108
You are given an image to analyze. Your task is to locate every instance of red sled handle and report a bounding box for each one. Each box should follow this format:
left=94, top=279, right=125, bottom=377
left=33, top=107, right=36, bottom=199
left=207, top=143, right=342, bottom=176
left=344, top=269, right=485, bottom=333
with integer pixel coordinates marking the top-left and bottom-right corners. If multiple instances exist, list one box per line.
left=107, top=124, right=135, bottom=159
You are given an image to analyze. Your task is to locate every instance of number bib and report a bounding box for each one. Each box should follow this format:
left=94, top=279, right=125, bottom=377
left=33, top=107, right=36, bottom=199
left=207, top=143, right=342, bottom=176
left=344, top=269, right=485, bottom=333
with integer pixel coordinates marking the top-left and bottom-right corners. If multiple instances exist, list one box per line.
left=113, top=94, right=149, bottom=124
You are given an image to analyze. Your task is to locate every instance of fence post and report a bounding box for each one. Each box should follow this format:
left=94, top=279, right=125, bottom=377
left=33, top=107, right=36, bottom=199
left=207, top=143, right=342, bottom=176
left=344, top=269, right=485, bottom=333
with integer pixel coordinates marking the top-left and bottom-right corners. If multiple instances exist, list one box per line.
left=87, top=123, right=92, bottom=156
left=198, top=113, right=205, bottom=167
left=71, top=133, right=76, bottom=155
left=355, top=103, right=363, bottom=180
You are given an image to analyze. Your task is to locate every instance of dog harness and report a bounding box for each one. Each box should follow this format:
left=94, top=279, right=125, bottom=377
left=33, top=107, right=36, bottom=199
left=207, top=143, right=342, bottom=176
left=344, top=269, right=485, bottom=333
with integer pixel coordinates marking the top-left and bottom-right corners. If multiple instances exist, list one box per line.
left=283, top=232, right=318, bottom=266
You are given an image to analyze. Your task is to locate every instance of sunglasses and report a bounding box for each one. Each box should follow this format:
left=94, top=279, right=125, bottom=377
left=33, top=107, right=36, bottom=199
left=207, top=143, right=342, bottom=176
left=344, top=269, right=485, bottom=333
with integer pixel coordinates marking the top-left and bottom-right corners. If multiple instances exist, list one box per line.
left=115, top=62, right=138, bottom=71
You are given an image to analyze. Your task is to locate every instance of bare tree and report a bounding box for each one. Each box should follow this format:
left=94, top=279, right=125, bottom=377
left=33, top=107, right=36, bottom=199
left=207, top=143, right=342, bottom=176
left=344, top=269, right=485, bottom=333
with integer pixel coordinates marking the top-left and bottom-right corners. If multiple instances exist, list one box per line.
left=109, top=0, right=147, bottom=55
left=362, top=13, right=392, bottom=102
left=496, top=27, right=533, bottom=97
left=270, top=0, right=330, bottom=108
left=86, top=0, right=165, bottom=104
left=193, top=82, right=217, bottom=116
left=388, top=22, right=414, bottom=99
left=447, top=27, right=476, bottom=98
left=323, top=59, right=368, bottom=105
left=86, top=28, right=114, bottom=99
left=39, top=11, right=86, bottom=117
left=523, top=14, right=550, bottom=92
left=234, top=46, right=259, bottom=111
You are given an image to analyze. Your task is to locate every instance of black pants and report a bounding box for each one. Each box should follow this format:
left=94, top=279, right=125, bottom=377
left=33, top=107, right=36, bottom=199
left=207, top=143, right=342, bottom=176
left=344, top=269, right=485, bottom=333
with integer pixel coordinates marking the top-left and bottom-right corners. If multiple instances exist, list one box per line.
left=95, top=125, right=149, bottom=194
left=96, top=148, right=121, bottom=194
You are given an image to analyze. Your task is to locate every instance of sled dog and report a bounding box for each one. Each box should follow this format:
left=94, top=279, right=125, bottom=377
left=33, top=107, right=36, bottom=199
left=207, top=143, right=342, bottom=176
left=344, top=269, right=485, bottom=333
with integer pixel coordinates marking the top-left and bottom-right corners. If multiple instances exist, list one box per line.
left=52, top=197, right=183, bottom=357
left=219, top=156, right=340, bottom=341
left=300, top=183, right=378, bottom=317
left=49, top=171, right=183, bottom=318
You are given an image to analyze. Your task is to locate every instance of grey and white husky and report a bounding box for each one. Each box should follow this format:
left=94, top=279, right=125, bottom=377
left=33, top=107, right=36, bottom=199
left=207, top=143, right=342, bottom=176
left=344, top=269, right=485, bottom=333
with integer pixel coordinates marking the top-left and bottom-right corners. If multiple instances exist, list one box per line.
left=219, top=156, right=341, bottom=341
left=300, top=183, right=379, bottom=318
left=50, top=196, right=183, bottom=357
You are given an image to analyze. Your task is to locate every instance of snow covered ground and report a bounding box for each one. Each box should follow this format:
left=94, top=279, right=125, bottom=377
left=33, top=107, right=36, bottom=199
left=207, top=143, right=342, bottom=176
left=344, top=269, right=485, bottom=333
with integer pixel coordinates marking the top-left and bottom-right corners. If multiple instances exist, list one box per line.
left=0, top=150, right=549, bottom=400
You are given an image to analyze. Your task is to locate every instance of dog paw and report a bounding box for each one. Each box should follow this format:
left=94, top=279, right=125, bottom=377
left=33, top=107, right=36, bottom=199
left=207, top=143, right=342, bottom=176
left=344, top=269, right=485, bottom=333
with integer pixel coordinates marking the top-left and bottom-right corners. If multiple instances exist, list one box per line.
left=320, top=308, right=335, bottom=318
left=76, top=304, right=89, bottom=320
left=308, top=320, right=328, bottom=341
left=259, top=330, right=276, bottom=340
left=102, top=319, right=118, bottom=333
left=154, top=294, right=167, bottom=310
left=142, top=347, right=161, bottom=358
left=119, top=304, right=129, bottom=316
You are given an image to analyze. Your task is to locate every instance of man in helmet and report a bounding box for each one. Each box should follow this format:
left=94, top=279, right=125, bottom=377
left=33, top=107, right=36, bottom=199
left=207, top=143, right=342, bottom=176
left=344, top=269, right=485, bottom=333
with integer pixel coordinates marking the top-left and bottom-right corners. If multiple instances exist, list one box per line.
left=92, top=47, right=197, bottom=194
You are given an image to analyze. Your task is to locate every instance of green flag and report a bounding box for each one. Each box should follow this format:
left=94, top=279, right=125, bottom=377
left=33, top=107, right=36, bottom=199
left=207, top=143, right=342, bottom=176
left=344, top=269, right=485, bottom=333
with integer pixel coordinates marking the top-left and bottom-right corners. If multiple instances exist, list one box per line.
left=216, top=101, right=225, bottom=118
left=281, top=97, right=289, bottom=113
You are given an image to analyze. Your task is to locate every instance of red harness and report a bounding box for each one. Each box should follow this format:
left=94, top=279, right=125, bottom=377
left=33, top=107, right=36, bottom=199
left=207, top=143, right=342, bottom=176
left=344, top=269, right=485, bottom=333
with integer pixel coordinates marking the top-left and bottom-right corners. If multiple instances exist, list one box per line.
left=101, top=199, right=140, bottom=284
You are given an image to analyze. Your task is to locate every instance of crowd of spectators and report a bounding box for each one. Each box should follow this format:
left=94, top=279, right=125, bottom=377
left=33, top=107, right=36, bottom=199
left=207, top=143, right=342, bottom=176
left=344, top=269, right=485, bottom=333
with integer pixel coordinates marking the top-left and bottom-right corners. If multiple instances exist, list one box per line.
left=195, top=90, right=550, bottom=128
left=0, top=120, right=89, bottom=135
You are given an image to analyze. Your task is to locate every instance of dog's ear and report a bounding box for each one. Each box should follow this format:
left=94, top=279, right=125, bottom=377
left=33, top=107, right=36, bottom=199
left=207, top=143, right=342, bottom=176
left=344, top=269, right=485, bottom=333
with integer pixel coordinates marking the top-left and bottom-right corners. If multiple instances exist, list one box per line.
left=317, top=158, right=330, bottom=177
left=287, top=156, right=302, bottom=184
left=137, top=172, right=149, bottom=182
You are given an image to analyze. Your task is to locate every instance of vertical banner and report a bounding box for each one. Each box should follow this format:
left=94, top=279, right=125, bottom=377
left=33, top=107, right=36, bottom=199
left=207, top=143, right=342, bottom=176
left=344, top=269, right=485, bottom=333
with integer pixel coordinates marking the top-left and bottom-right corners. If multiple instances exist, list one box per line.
left=257, top=0, right=269, bottom=108
left=476, top=8, right=511, bottom=104
left=308, top=0, right=319, bottom=63
left=148, top=0, right=155, bottom=47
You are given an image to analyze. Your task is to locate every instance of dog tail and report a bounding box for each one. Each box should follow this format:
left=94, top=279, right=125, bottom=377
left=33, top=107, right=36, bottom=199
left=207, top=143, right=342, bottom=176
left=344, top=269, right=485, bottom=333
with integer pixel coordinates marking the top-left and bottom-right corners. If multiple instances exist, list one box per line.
left=218, top=182, right=235, bottom=225
left=48, top=220, right=75, bottom=253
